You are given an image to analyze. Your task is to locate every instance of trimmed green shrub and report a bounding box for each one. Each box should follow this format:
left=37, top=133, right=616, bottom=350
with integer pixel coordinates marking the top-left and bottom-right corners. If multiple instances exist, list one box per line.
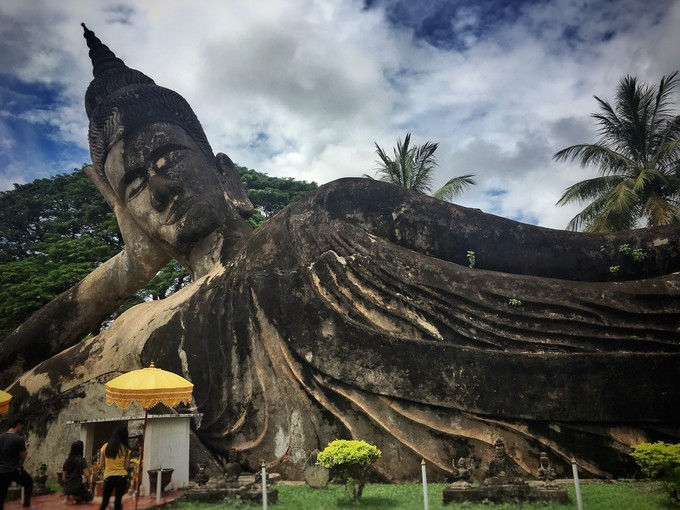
left=317, top=439, right=381, bottom=502
left=630, top=442, right=680, bottom=502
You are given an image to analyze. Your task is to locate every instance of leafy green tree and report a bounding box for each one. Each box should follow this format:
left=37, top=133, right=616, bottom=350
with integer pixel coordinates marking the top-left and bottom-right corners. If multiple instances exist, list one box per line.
left=238, top=166, right=317, bottom=223
left=0, top=167, right=122, bottom=337
left=317, top=439, right=381, bottom=502
left=369, top=132, right=476, bottom=201
left=555, top=72, right=680, bottom=232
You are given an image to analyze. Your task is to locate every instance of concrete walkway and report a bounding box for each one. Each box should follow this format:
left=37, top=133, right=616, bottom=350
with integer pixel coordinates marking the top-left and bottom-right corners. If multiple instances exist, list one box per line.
left=4, top=490, right=183, bottom=509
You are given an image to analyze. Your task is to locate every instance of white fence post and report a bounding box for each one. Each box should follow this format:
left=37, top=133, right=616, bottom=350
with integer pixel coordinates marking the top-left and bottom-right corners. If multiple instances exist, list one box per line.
left=261, top=461, right=268, bottom=510
left=421, top=459, right=429, bottom=510
left=156, top=465, right=162, bottom=504
left=571, top=457, right=584, bottom=510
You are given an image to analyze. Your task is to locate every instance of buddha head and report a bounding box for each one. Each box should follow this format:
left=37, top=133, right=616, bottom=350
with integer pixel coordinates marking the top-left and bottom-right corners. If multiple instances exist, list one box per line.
left=493, top=438, right=506, bottom=458
left=82, top=24, right=252, bottom=259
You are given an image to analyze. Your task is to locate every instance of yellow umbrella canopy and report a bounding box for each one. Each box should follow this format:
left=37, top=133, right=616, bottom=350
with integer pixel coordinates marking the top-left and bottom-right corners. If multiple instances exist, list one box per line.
left=0, top=390, right=12, bottom=415
left=105, top=362, right=193, bottom=409
left=104, top=363, right=193, bottom=505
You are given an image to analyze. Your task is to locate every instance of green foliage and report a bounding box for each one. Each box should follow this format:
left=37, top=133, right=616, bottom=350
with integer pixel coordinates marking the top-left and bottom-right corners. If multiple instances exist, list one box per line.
left=238, top=165, right=317, bottom=219
left=0, top=167, right=122, bottom=337
left=370, top=133, right=476, bottom=201
left=631, top=442, right=680, bottom=502
left=555, top=72, right=680, bottom=232
left=466, top=250, right=476, bottom=268
left=508, top=298, right=522, bottom=306
left=612, top=244, right=648, bottom=276
left=317, top=439, right=381, bottom=502
left=619, top=243, right=647, bottom=262
left=631, top=248, right=648, bottom=262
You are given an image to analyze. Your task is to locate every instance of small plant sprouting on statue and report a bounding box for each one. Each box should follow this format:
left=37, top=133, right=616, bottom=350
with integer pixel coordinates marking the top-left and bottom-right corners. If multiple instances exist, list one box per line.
left=630, top=442, right=680, bottom=503
left=466, top=250, right=476, bottom=268
left=618, top=243, right=648, bottom=262
left=631, top=248, right=647, bottom=262
left=317, top=439, right=381, bottom=502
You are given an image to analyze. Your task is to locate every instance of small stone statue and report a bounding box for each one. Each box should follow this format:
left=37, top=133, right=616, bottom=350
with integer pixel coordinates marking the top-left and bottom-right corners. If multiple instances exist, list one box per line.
left=484, top=439, right=523, bottom=486
left=35, top=463, right=48, bottom=490
left=537, top=452, right=557, bottom=488
left=195, top=462, right=209, bottom=486
left=450, top=457, right=475, bottom=487
left=223, top=448, right=242, bottom=482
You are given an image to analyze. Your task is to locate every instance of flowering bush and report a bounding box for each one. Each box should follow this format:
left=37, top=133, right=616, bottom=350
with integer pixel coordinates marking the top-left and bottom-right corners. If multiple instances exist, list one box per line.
left=317, top=439, right=381, bottom=502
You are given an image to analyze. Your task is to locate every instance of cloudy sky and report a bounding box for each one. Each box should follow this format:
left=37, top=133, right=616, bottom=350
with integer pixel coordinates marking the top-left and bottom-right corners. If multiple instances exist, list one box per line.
left=1, top=0, right=678, bottom=229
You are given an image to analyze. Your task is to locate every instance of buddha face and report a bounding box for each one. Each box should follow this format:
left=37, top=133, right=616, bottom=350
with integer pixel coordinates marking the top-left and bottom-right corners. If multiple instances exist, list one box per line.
left=104, top=122, right=229, bottom=255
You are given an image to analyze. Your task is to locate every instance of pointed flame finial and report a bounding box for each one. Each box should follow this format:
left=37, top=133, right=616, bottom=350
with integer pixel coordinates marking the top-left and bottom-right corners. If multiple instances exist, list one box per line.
left=81, top=22, right=126, bottom=77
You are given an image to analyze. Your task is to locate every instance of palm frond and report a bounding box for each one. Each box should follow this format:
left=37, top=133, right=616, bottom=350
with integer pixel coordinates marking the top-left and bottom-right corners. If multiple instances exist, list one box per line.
left=374, top=140, right=408, bottom=187
left=632, top=166, right=667, bottom=193
left=643, top=192, right=680, bottom=226
left=556, top=175, right=624, bottom=206
left=433, top=174, right=477, bottom=201
left=410, top=140, right=438, bottom=193
left=564, top=194, right=611, bottom=231
left=652, top=71, right=679, bottom=120
left=606, top=178, right=638, bottom=215
left=653, top=132, right=680, bottom=170
left=553, top=144, right=631, bottom=174
left=396, top=133, right=413, bottom=188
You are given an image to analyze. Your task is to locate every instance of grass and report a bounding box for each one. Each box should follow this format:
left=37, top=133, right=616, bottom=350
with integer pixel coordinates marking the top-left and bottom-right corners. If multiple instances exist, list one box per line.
left=170, top=481, right=677, bottom=510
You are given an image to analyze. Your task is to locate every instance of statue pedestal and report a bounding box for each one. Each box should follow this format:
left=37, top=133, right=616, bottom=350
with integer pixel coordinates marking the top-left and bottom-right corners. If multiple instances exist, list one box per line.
left=147, top=468, right=174, bottom=494
left=443, top=484, right=568, bottom=505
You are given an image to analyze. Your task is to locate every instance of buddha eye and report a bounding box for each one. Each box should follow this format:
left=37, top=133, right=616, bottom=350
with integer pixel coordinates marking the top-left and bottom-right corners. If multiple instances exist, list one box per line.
left=123, top=167, right=148, bottom=202
left=155, top=147, right=188, bottom=173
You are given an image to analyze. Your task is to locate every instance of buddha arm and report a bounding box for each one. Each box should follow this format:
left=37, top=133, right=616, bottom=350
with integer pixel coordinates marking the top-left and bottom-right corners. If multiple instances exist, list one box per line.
left=0, top=166, right=171, bottom=387
left=0, top=244, right=169, bottom=387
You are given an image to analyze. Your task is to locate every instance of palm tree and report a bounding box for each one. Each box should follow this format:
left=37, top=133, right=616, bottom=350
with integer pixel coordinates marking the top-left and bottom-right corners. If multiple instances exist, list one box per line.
left=368, top=132, right=476, bottom=201
left=554, top=71, right=680, bottom=232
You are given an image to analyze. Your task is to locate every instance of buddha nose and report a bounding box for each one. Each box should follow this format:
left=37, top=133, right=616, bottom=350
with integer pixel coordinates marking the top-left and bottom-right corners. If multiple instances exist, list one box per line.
left=148, top=174, right=183, bottom=211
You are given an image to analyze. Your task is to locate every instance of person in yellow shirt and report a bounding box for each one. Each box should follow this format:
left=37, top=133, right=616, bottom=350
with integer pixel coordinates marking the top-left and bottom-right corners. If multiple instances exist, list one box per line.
left=98, top=427, right=130, bottom=510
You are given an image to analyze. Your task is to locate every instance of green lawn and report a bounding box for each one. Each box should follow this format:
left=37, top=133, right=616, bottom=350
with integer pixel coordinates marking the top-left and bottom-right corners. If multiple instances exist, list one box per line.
left=171, top=481, right=676, bottom=510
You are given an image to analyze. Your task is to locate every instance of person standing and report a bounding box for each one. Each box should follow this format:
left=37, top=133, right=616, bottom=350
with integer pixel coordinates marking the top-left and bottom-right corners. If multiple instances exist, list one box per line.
left=0, top=417, right=33, bottom=509
left=98, top=426, right=130, bottom=510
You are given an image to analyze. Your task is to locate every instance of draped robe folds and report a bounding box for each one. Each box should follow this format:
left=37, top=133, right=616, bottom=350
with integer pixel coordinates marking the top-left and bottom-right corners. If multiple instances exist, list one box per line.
left=10, top=178, right=680, bottom=481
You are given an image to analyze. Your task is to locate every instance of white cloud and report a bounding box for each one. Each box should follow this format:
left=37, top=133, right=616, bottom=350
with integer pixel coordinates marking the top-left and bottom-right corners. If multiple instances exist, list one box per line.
left=0, top=0, right=678, bottom=229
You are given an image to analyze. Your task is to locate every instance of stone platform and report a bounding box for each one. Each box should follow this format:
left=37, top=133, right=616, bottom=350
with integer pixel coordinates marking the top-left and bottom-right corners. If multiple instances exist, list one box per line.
left=443, top=484, right=569, bottom=505
left=183, top=485, right=278, bottom=504
left=181, top=472, right=279, bottom=505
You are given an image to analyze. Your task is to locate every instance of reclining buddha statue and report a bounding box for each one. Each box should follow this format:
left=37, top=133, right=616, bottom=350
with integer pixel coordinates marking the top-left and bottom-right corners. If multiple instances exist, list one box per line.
left=2, top=24, right=679, bottom=481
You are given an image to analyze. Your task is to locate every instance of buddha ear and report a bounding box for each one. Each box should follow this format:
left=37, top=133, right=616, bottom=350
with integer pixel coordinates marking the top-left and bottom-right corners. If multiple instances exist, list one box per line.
left=216, top=153, right=254, bottom=219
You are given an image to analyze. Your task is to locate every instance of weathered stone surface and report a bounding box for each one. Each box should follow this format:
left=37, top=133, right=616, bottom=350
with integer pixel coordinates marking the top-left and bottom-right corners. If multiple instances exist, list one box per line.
left=303, top=449, right=329, bottom=488
left=11, top=178, right=680, bottom=481
left=304, top=465, right=330, bottom=489
left=443, top=484, right=569, bottom=505
left=3, top=24, right=680, bottom=485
